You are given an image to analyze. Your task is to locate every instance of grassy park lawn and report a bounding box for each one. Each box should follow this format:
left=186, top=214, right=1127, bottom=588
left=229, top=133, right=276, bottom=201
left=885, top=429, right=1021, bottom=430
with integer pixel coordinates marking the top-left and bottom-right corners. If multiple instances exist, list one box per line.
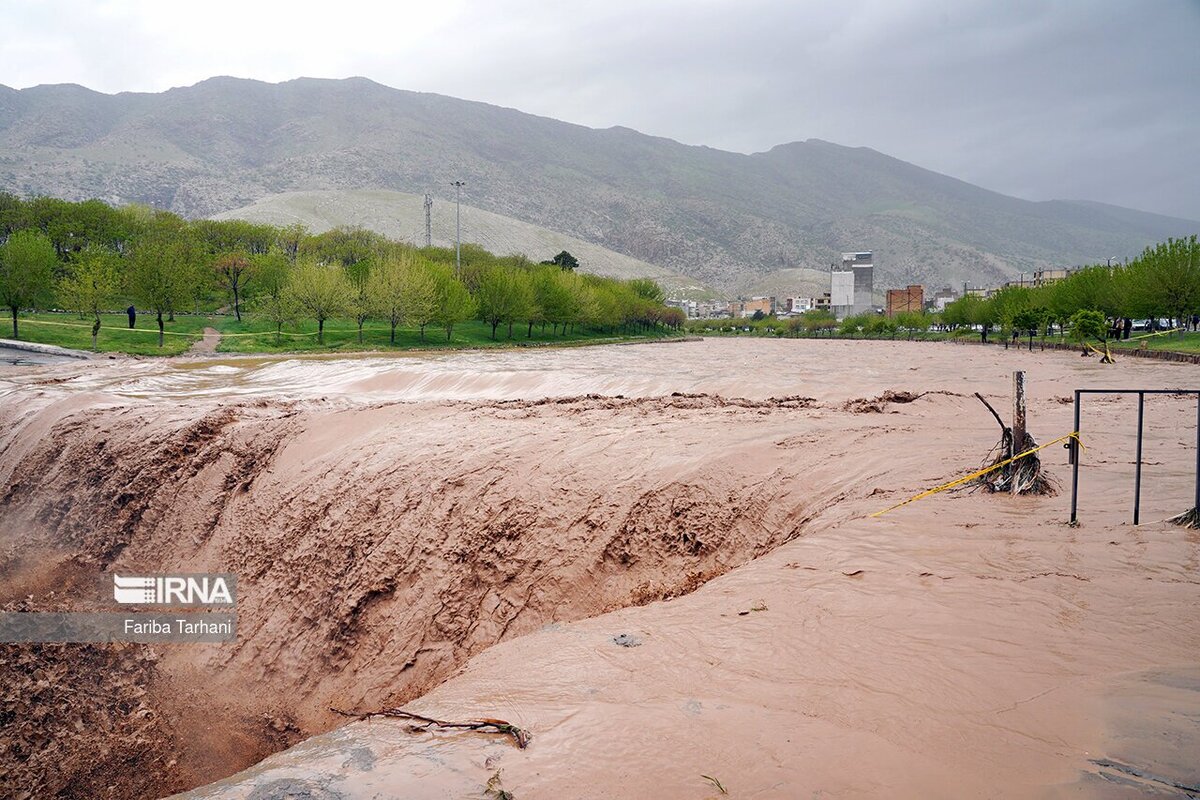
left=8, top=312, right=208, bottom=356
left=212, top=317, right=676, bottom=354
left=5, top=312, right=677, bottom=356
left=1109, top=331, right=1200, bottom=354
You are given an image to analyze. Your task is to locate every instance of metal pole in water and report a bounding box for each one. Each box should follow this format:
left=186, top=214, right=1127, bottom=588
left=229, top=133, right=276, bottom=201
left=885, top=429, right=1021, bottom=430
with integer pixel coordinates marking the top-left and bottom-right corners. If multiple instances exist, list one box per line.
left=1070, top=389, right=1081, bottom=524
left=1194, top=395, right=1200, bottom=514
left=1133, top=391, right=1144, bottom=525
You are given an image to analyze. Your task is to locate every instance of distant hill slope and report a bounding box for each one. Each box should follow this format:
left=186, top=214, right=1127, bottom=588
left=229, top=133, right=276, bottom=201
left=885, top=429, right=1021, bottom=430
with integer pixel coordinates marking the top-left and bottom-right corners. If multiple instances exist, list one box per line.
left=1, top=76, right=1196, bottom=295
left=212, top=189, right=709, bottom=295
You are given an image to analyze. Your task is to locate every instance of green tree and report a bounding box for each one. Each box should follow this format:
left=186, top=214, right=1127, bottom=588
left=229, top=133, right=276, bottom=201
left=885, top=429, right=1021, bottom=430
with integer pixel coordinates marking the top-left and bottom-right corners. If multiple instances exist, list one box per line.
left=476, top=266, right=534, bottom=339
left=286, top=261, right=351, bottom=344
left=894, top=310, right=929, bottom=338
left=367, top=254, right=409, bottom=344
left=128, top=216, right=203, bottom=346
left=628, top=278, right=665, bottom=305
left=400, top=259, right=440, bottom=341
left=277, top=223, right=307, bottom=265
left=214, top=251, right=254, bottom=321
left=0, top=229, right=57, bottom=338
left=1069, top=309, right=1108, bottom=346
left=432, top=265, right=475, bottom=341
left=542, top=250, right=579, bottom=271
left=249, top=249, right=294, bottom=344
left=303, top=226, right=383, bottom=267
left=1133, top=236, right=1200, bottom=326
left=59, top=247, right=118, bottom=349
left=345, top=261, right=373, bottom=344
left=532, top=265, right=575, bottom=335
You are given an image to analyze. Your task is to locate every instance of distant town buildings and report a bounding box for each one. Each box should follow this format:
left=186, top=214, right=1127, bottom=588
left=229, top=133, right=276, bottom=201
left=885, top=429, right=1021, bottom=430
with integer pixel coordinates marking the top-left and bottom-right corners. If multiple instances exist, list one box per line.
left=885, top=285, right=924, bottom=317
left=929, top=286, right=958, bottom=312
left=666, top=257, right=1079, bottom=320
left=1033, top=268, right=1070, bottom=286
left=728, top=296, right=775, bottom=318
left=783, top=297, right=815, bottom=313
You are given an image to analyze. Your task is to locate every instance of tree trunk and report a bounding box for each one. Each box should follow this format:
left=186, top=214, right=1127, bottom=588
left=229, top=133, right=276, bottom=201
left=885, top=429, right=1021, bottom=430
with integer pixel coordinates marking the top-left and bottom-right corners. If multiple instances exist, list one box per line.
left=508, top=321, right=514, bottom=338
left=527, top=321, right=533, bottom=337
left=157, top=311, right=164, bottom=347
left=491, top=320, right=499, bottom=339
left=233, top=286, right=241, bottom=322
left=318, top=318, right=325, bottom=344
left=10, top=307, right=17, bottom=339
left=390, top=321, right=396, bottom=344
left=419, top=324, right=426, bottom=341
left=1011, top=371, right=1026, bottom=496
left=358, top=321, right=364, bottom=344
left=446, top=325, right=453, bottom=341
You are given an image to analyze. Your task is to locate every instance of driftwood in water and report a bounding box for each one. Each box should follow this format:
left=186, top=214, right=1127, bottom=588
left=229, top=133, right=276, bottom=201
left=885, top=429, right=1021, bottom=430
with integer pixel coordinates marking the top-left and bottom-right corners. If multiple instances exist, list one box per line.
left=331, top=706, right=532, bottom=749
left=972, top=388, right=1055, bottom=496
left=1167, top=508, right=1200, bottom=529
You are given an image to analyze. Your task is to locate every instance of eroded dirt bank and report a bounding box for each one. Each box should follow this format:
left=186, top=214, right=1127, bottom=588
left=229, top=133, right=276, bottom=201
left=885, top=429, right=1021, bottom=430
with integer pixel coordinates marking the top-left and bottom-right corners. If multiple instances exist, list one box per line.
left=0, top=391, right=849, bottom=795
left=1, top=339, right=1198, bottom=799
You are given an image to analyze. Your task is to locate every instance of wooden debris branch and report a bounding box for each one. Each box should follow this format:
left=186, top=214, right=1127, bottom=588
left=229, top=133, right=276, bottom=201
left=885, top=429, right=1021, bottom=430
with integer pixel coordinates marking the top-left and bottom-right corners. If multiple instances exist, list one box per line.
left=971, top=390, right=1055, bottom=496
left=331, top=706, right=532, bottom=749
left=1167, top=507, right=1200, bottom=529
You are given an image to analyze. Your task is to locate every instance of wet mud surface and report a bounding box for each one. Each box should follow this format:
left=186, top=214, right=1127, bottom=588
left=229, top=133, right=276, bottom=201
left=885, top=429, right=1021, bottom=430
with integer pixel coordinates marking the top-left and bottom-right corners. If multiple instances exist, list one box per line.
left=0, top=338, right=1197, bottom=798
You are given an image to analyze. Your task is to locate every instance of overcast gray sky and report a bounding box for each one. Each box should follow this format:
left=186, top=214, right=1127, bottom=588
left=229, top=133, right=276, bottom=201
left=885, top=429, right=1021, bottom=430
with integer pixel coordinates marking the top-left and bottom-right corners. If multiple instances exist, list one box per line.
left=2, top=0, right=1198, bottom=220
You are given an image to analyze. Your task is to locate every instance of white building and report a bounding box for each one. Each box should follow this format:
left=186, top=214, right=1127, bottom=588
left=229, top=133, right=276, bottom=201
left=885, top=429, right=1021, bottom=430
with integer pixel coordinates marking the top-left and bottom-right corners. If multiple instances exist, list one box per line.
left=831, top=251, right=874, bottom=318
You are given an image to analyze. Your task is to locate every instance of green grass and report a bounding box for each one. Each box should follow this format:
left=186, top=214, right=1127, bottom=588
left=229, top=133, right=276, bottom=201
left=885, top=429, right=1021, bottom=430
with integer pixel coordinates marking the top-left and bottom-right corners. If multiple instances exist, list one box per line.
left=212, top=317, right=675, bottom=354
left=5, top=311, right=678, bottom=356
left=8, top=312, right=209, bottom=356
left=1110, top=331, right=1200, bottom=354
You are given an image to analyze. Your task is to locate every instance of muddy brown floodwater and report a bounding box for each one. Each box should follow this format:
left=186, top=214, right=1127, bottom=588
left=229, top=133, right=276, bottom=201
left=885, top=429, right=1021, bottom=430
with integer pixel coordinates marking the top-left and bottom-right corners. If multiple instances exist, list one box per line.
left=1, top=338, right=1198, bottom=799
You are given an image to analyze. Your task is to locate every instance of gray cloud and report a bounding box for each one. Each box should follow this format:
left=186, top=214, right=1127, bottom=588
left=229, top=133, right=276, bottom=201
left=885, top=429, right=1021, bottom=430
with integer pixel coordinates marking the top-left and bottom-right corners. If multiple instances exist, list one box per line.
left=2, top=0, right=1198, bottom=220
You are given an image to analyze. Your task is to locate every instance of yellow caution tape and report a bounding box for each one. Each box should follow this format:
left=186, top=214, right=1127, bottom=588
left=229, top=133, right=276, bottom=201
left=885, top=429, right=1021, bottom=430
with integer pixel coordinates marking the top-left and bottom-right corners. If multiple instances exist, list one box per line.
left=870, top=431, right=1085, bottom=518
left=1128, top=327, right=1185, bottom=341
left=18, top=318, right=205, bottom=337
left=1084, top=341, right=1115, bottom=361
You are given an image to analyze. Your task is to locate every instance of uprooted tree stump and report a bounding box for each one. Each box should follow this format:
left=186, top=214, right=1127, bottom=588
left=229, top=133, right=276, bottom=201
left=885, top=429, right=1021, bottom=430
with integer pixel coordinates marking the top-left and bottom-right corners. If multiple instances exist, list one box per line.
left=972, top=377, right=1055, bottom=496
left=1167, top=508, right=1200, bottom=529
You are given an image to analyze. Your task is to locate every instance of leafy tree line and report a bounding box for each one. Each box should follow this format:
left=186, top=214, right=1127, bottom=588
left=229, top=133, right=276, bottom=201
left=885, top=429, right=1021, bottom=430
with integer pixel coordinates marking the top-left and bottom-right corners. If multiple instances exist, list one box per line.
left=692, top=236, right=1199, bottom=349
left=939, top=236, right=1200, bottom=345
left=0, top=194, right=683, bottom=345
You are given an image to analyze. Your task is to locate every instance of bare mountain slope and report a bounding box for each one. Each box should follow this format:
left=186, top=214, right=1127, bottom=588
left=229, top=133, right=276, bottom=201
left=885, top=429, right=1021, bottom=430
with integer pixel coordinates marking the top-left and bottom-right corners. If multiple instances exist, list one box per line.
left=1, top=76, right=1196, bottom=294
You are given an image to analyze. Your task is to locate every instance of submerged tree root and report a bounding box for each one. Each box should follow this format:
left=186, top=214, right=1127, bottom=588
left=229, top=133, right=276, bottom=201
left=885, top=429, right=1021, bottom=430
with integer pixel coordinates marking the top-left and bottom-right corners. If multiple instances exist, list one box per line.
left=1167, top=507, right=1200, bottom=529
left=971, top=393, right=1056, bottom=496
left=331, top=706, right=532, bottom=749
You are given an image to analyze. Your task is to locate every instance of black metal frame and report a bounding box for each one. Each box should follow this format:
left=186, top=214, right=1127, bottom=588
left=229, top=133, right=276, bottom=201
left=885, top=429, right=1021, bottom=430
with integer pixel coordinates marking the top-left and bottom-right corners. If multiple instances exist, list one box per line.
left=1069, top=388, right=1200, bottom=524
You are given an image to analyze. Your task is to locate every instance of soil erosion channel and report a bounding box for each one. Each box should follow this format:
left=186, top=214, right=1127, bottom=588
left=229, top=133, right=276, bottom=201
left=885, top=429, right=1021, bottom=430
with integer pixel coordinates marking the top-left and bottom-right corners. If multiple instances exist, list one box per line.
left=0, top=339, right=1197, bottom=799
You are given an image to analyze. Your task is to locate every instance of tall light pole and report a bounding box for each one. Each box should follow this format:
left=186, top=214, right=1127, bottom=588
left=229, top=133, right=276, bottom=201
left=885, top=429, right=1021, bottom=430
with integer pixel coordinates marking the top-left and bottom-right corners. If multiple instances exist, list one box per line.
left=451, top=180, right=465, bottom=276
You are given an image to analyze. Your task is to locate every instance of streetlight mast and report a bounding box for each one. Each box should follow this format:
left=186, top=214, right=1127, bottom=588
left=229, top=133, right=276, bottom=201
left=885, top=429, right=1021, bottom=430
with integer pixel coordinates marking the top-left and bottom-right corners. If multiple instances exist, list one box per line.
left=451, top=180, right=466, bottom=276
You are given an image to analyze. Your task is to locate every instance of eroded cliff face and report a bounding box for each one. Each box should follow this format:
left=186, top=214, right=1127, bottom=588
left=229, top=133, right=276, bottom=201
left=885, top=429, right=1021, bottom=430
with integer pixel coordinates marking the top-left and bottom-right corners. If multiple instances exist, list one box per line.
left=0, top=387, right=856, bottom=798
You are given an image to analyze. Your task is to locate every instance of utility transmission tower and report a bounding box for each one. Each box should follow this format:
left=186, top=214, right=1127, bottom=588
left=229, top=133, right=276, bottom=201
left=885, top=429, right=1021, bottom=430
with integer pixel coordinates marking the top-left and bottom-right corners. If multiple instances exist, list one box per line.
left=423, top=194, right=433, bottom=248
left=451, top=180, right=465, bottom=276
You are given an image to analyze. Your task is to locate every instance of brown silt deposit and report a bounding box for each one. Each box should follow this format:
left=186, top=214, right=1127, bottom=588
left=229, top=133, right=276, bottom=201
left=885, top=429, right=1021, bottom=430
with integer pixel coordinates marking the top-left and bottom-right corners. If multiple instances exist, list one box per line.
left=1, top=338, right=1197, bottom=799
